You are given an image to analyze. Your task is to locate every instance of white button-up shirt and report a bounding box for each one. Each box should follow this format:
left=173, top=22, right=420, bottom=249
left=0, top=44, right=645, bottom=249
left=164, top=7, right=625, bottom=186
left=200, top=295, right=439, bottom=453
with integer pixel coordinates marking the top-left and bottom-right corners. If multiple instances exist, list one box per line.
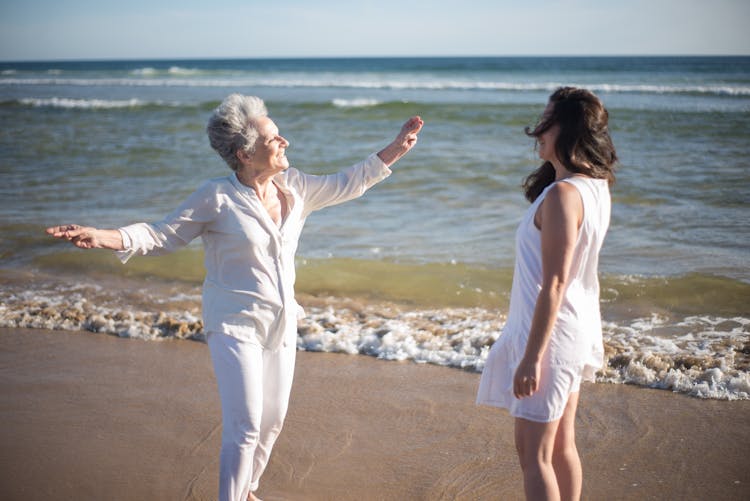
left=117, top=153, right=391, bottom=350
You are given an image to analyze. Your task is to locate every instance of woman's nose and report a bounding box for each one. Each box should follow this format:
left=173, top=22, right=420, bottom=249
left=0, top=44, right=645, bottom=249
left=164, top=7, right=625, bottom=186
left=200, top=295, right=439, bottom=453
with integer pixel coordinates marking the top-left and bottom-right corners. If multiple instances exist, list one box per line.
left=280, top=135, right=289, bottom=147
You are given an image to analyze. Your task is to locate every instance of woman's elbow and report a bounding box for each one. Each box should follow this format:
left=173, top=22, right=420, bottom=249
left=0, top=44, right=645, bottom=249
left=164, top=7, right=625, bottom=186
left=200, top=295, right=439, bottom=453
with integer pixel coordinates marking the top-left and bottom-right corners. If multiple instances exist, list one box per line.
left=543, top=276, right=569, bottom=298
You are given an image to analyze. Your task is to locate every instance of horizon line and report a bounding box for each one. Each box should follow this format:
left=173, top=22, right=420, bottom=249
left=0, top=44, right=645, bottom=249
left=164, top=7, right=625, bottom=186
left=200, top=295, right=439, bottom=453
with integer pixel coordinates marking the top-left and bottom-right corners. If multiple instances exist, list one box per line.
left=2, top=53, right=749, bottom=64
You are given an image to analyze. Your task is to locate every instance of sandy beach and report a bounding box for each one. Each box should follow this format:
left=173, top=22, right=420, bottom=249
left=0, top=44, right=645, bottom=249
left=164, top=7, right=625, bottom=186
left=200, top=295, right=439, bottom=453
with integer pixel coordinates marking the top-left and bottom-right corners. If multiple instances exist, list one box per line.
left=1, top=327, right=748, bottom=501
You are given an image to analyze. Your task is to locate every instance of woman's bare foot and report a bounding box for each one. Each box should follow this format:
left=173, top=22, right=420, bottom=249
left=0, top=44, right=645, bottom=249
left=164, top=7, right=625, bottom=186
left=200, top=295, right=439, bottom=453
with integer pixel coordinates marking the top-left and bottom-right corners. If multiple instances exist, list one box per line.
left=248, top=492, right=262, bottom=501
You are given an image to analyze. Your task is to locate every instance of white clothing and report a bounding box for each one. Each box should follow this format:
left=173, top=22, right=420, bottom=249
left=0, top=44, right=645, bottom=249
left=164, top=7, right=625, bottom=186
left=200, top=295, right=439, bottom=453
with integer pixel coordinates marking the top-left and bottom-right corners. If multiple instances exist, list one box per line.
left=116, top=153, right=392, bottom=499
left=207, top=331, right=296, bottom=500
left=476, top=176, right=611, bottom=422
left=117, top=153, right=391, bottom=350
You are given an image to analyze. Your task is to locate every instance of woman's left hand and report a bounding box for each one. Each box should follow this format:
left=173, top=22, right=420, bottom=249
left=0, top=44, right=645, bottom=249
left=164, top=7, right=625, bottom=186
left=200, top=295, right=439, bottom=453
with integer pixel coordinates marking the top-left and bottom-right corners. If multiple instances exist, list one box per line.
left=513, top=356, right=541, bottom=399
left=377, top=116, right=424, bottom=167
left=45, top=224, right=124, bottom=250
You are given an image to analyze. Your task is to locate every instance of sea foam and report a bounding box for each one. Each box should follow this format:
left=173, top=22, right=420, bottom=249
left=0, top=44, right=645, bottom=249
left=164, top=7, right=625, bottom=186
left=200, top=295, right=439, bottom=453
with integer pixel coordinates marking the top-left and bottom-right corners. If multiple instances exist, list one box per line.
left=332, top=98, right=382, bottom=108
left=1, top=278, right=747, bottom=401
left=18, top=97, right=145, bottom=109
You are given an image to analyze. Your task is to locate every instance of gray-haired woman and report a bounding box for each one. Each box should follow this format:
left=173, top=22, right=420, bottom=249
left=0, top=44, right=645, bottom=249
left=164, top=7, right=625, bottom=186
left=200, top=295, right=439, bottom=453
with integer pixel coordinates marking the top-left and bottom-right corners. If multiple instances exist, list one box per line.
left=47, top=94, right=423, bottom=501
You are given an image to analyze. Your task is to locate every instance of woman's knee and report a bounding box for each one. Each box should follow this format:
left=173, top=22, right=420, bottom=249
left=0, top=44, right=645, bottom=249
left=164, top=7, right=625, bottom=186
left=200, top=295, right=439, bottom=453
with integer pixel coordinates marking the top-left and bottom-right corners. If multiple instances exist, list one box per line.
left=258, top=408, right=287, bottom=445
left=553, top=394, right=579, bottom=457
left=515, top=418, right=558, bottom=468
left=223, top=411, right=261, bottom=447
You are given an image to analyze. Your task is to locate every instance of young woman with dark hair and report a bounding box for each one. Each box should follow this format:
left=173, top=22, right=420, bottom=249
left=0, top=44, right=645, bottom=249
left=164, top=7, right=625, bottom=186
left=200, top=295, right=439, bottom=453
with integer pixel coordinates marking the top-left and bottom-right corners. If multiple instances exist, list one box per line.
left=477, top=87, right=617, bottom=500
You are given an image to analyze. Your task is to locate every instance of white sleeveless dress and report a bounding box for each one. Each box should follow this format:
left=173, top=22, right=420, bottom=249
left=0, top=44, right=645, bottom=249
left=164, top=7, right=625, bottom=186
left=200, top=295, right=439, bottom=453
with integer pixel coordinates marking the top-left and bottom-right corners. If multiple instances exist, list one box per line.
left=476, top=176, right=611, bottom=422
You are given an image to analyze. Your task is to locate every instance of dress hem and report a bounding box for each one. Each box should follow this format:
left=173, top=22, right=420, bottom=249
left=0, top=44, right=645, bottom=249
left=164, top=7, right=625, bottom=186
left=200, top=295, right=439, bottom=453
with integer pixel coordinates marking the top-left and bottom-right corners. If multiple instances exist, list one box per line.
left=476, top=397, right=577, bottom=423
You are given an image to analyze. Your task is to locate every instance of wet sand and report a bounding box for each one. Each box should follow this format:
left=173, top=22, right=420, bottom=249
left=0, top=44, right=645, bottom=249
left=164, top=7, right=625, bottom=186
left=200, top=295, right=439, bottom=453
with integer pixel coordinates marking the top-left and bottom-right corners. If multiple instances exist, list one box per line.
left=1, top=327, right=748, bottom=500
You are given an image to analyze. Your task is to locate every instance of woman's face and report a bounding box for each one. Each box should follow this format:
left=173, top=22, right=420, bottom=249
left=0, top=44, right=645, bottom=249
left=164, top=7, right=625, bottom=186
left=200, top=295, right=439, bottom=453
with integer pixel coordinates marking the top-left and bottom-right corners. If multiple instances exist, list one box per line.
left=246, top=116, right=290, bottom=174
left=537, top=102, right=560, bottom=164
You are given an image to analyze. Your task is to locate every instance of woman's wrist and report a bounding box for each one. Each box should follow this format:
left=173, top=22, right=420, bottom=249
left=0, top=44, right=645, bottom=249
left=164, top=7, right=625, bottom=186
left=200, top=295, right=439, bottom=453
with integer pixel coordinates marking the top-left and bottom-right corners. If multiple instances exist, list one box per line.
left=377, top=142, right=405, bottom=167
left=96, top=229, right=125, bottom=250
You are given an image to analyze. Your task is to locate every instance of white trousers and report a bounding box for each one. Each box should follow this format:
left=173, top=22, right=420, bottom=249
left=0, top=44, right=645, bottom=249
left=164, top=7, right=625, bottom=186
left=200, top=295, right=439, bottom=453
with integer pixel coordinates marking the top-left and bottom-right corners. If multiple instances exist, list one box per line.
left=207, top=331, right=297, bottom=501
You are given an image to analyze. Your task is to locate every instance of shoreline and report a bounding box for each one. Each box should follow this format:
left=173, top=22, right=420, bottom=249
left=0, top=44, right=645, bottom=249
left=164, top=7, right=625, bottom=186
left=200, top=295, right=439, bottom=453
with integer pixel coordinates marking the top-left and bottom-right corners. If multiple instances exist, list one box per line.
left=1, top=327, right=748, bottom=500
left=2, top=266, right=749, bottom=402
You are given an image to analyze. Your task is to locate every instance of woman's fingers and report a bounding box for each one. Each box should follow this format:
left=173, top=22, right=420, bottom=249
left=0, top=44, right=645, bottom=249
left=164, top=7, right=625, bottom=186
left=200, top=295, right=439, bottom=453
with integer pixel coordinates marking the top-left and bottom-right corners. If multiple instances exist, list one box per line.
left=514, top=381, right=534, bottom=398
left=72, top=236, right=94, bottom=249
left=513, top=370, right=538, bottom=399
left=46, top=224, right=90, bottom=241
left=396, top=116, right=423, bottom=151
left=46, top=225, right=75, bottom=238
left=46, top=224, right=73, bottom=236
left=402, top=115, right=424, bottom=135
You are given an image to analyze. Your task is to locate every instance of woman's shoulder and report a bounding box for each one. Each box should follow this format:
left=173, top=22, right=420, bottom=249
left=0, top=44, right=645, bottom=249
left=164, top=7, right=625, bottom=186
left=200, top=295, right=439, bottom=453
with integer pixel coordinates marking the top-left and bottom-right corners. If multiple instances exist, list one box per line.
left=280, top=167, right=303, bottom=181
left=544, top=180, right=584, bottom=208
left=197, top=173, right=233, bottom=187
left=553, top=177, right=610, bottom=226
left=183, top=175, right=237, bottom=203
left=558, top=175, right=608, bottom=190
left=557, top=175, right=610, bottom=198
left=278, top=167, right=306, bottom=190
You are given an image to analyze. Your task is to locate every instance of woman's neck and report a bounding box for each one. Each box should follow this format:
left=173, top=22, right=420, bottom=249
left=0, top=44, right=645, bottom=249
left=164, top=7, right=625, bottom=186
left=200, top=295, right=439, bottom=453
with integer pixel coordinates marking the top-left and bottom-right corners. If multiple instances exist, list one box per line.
left=553, top=162, right=584, bottom=181
left=236, top=168, right=276, bottom=201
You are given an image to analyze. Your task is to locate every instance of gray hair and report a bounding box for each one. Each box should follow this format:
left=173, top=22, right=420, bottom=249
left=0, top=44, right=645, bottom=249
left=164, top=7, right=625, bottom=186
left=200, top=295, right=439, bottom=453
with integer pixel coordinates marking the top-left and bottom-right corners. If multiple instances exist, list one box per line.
left=206, top=94, right=268, bottom=171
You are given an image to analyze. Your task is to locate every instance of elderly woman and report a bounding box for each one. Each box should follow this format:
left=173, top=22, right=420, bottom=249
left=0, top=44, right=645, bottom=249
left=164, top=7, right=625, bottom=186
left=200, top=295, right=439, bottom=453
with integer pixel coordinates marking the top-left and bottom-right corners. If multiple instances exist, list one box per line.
left=47, top=94, right=423, bottom=501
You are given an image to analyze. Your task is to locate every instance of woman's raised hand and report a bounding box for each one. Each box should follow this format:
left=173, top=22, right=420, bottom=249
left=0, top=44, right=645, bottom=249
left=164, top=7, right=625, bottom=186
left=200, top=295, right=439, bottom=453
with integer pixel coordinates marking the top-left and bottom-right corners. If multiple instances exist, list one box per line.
left=396, top=115, right=424, bottom=152
left=377, top=116, right=424, bottom=167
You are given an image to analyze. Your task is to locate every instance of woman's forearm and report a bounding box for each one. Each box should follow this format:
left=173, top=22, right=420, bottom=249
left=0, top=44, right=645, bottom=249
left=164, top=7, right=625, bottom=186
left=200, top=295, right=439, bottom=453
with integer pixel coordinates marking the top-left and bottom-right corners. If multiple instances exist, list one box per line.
left=377, top=142, right=407, bottom=167
left=91, top=229, right=125, bottom=250
left=512, top=283, right=566, bottom=398
left=524, top=284, right=565, bottom=362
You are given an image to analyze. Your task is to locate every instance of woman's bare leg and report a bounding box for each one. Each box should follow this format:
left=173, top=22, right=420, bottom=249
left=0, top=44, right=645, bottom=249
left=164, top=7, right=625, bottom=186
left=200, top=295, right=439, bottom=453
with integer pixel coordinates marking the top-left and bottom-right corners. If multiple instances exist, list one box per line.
left=552, top=392, right=582, bottom=501
left=515, top=416, right=561, bottom=500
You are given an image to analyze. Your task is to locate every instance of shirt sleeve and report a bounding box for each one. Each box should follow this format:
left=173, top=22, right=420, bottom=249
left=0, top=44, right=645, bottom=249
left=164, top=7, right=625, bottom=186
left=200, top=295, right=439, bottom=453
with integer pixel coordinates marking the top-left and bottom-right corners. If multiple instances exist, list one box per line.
left=116, top=182, right=219, bottom=263
left=291, top=152, right=392, bottom=217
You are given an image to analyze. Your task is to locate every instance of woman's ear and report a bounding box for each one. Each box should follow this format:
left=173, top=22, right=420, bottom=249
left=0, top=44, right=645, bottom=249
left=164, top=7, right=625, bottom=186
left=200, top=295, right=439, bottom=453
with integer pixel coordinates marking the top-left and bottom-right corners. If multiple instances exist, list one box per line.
left=236, top=148, right=251, bottom=166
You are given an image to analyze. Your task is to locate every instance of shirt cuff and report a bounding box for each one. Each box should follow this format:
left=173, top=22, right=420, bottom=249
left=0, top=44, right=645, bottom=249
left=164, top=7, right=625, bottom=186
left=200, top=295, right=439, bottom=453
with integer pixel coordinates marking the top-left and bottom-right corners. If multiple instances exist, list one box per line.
left=368, top=152, right=393, bottom=179
left=116, top=228, right=136, bottom=263
left=119, top=228, right=132, bottom=249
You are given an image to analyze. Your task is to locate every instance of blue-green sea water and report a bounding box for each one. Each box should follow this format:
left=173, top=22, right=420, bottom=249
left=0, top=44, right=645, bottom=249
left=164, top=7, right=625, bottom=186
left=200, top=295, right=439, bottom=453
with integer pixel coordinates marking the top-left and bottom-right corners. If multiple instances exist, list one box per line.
left=1, top=57, right=749, bottom=399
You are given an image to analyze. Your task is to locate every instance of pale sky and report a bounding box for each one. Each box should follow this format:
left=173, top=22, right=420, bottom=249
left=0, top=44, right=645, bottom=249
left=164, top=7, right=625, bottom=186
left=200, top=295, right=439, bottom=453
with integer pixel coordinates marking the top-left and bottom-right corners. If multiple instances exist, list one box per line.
left=1, top=0, right=748, bottom=61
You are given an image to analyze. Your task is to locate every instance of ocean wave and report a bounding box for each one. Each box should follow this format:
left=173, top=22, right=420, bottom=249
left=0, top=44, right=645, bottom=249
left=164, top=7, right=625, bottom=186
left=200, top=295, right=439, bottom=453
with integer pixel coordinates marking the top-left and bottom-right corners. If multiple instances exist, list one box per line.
left=0, top=282, right=204, bottom=340
left=1, top=279, right=747, bottom=401
left=2, top=76, right=749, bottom=96
left=17, top=97, right=146, bottom=109
left=131, top=67, right=158, bottom=76
left=332, top=98, right=382, bottom=108
left=9, top=97, right=183, bottom=109
left=131, top=66, right=203, bottom=76
left=167, top=66, right=202, bottom=76
left=600, top=314, right=750, bottom=400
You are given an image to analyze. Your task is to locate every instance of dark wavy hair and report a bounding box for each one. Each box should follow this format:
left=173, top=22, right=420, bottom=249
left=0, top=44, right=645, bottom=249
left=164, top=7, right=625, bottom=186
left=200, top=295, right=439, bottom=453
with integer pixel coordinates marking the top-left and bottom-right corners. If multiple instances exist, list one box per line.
left=522, top=87, right=617, bottom=202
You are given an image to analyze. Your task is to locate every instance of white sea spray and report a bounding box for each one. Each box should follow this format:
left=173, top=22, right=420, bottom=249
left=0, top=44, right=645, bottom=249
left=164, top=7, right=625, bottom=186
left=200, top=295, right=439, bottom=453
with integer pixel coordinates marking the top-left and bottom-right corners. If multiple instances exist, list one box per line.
left=0, top=285, right=204, bottom=341
left=297, top=305, right=501, bottom=371
left=19, top=97, right=145, bottom=109
left=294, top=306, right=750, bottom=400
left=1, top=281, right=748, bottom=400
left=331, top=98, right=381, bottom=108
left=600, top=315, right=750, bottom=400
